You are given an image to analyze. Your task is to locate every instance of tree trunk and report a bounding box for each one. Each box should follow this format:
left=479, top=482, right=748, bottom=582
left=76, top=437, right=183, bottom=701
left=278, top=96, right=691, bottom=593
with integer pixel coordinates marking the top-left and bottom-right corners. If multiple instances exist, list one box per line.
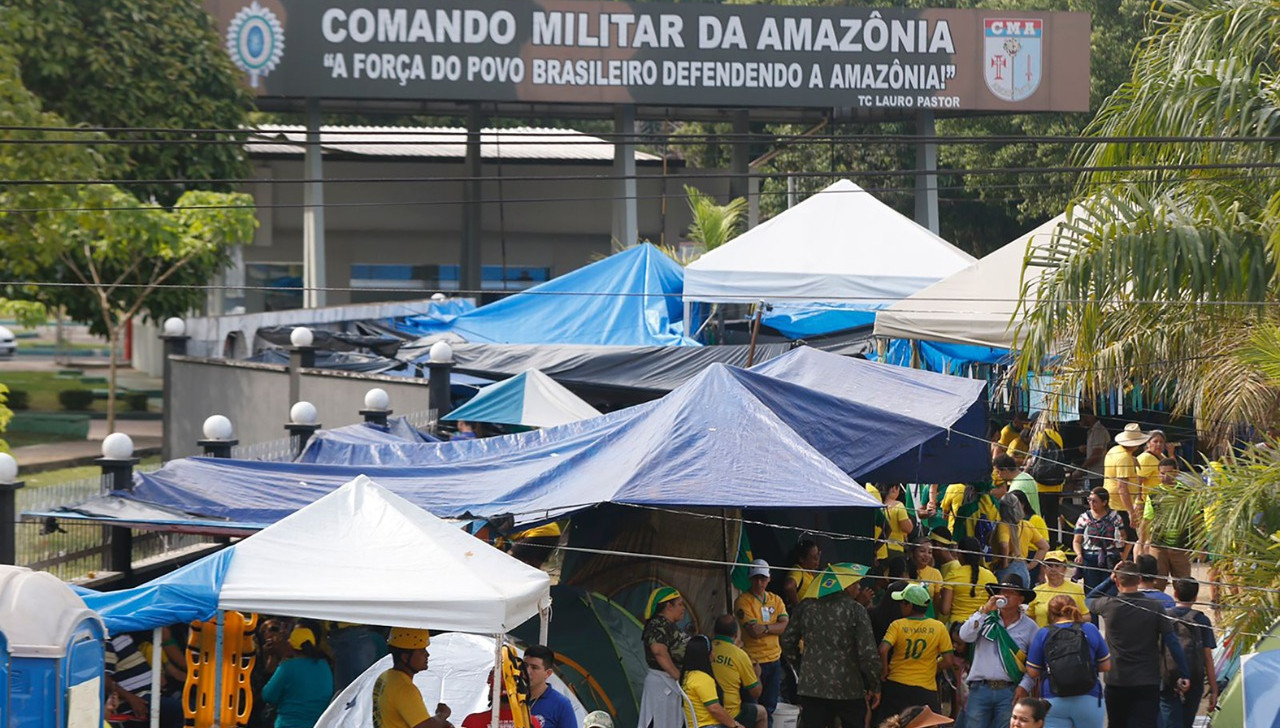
left=106, top=323, right=119, bottom=432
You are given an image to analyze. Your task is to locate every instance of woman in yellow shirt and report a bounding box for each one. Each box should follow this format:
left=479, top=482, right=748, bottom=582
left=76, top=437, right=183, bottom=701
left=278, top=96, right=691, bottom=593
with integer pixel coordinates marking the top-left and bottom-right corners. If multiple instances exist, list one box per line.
left=880, top=483, right=915, bottom=560
left=947, top=537, right=997, bottom=625
left=681, top=637, right=746, bottom=728
left=1134, top=429, right=1166, bottom=556
left=781, top=538, right=821, bottom=607
left=1025, top=551, right=1090, bottom=627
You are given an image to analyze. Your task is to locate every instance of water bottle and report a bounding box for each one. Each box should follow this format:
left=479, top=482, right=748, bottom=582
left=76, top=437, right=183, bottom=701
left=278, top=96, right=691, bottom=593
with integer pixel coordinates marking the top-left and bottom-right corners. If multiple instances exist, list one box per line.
left=995, top=597, right=1008, bottom=609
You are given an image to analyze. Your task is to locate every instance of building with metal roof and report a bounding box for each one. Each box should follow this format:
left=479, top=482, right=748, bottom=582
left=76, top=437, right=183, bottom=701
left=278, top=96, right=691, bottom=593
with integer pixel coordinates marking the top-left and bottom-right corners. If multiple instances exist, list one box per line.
left=222, top=125, right=725, bottom=314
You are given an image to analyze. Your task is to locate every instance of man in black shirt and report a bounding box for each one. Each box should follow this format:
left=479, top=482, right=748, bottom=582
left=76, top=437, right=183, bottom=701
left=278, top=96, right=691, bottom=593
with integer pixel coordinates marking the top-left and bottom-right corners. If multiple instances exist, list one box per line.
left=1089, top=562, right=1191, bottom=728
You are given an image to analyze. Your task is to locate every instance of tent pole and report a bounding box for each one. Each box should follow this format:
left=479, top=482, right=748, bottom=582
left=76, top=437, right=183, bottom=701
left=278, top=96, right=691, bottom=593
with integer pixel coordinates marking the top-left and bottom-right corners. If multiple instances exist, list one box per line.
left=213, top=612, right=224, bottom=728
left=492, top=636, right=503, bottom=728
left=538, top=608, right=549, bottom=645
left=747, top=303, right=762, bottom=365
left=723, top=508, right=733, bottom=613
left=150, top=626, right=162, bottom=728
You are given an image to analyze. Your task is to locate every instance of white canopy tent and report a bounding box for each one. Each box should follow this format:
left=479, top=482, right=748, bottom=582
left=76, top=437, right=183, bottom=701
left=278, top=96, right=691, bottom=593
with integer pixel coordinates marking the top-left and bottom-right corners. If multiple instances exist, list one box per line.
left=217, top=474, right=552, bottom=632
left=683, top=179, right=975, bottom=305
left=135, top=476, right=552, bottom=728
left=872, top=213, right=1066, bottom=349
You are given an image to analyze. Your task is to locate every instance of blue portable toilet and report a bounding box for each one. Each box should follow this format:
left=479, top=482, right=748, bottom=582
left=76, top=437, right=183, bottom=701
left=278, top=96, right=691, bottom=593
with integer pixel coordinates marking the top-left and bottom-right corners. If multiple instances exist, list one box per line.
left=0, top=565, right=105, bottom=728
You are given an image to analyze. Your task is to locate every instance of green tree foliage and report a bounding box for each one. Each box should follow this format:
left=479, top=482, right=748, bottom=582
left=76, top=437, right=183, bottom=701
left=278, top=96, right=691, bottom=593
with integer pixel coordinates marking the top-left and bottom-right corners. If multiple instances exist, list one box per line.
left=5, top=0, right=251, bottom=205
left=685, top=184, right=748, bottom=251
left=0, top=45, right=257, bottom=428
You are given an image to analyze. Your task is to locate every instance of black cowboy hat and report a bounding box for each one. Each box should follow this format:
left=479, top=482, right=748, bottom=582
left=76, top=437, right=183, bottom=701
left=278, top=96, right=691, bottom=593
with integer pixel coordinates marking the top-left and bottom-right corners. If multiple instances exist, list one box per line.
left=985, top=574, right=1036, bottom=603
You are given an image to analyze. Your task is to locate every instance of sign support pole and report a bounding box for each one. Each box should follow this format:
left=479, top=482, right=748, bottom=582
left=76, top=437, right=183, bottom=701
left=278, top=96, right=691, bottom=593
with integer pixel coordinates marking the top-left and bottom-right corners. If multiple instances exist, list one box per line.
left=913, top=110, right=940, bottom=235
left=303, top=98, right=327, bottom=308
left=612, top=105, right=638, bottom=248
left=462, top=106, right=484, bottom=296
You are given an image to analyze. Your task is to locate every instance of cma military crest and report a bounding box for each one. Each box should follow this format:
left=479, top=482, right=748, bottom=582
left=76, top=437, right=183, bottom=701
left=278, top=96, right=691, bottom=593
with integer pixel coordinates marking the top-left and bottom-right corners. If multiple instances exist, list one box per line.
left=227, top=1, right=285, bottom=88
left=983, top=18, right=1042, bottom=102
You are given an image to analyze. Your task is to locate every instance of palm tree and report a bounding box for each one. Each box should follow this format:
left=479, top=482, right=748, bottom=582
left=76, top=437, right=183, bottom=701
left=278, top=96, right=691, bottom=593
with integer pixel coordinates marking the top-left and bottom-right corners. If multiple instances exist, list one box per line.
left=684, top=184, right=747, bottom=256
left=1013, top=0, right=1280, bottom=647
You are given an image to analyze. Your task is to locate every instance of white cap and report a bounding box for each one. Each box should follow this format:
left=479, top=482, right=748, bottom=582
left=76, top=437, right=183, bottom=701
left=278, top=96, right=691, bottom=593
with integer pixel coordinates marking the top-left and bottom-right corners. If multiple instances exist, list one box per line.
left=748, top=558, right=770, bottom=579
left=583, top=712, right=613, bottom=728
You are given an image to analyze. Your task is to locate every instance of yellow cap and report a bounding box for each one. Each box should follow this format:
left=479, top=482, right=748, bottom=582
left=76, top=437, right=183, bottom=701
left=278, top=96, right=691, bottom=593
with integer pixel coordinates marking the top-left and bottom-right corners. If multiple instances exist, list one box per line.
left=388, top=627, right=431, bottom=649
left=288, top=627, right=316, bottom=650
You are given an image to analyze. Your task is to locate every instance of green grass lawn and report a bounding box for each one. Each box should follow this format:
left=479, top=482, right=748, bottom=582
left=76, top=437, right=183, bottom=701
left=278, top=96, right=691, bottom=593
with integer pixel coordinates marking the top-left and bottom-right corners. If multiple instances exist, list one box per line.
left=20, top=456, right=162, bottom=488
left=0, top=431, right=84, bottom=449
left=2, top=370, right=106, bottom=412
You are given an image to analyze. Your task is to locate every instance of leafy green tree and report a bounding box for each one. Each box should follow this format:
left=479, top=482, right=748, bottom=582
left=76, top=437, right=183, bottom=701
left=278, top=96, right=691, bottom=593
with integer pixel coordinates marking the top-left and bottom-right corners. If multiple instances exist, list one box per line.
left=5, top=0, right=251, bottom=205
left=1015, top=0, right=1280, bottom=645
left=685, top=184, right=748, bottom=253
left=0, top=44, right=257, bottom=429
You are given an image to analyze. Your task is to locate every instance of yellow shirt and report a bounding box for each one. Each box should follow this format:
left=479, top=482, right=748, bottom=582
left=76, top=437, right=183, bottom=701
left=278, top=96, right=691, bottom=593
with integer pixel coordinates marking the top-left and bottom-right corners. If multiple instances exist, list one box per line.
left=373, top=668, right=431, bottom=728
left=733, top=590, right=787, bottom=663
left=1027, top=515, right=1049, bottom=548
left=1103, top=445, right=1140, bottom=512
left=998, top=424, right=1019, bottom=448
left=885, top=502, right=911, bottom=552
left=1006, top=436, right=1029, bottom=463
left=916, top=565, right=944, bottom=600
left=787, top=569, right=814, bottom=602
left=947, top=563, right=997, bottom=624
left=1025, top=580, right=1091, bottom=628
left=682, top=670, right=721, bottom=728
left=1136, top=450, right=1162, bottom=498
left=882, top=617, right=953, bottom=690
left=1018, top=520, right=1040, bottom=560
left=941, top=483, right=967, bottom=532
left=711, top=638, right=759, bottom=717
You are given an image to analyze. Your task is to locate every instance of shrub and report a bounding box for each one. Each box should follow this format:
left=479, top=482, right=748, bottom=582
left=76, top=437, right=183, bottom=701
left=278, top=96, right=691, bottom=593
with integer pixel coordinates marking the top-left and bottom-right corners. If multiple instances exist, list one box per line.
left=5, top=389, right=29, bottom=410
left=58, top=389, right=95, bottom=411
left=125, top=392, right=150, bottom=412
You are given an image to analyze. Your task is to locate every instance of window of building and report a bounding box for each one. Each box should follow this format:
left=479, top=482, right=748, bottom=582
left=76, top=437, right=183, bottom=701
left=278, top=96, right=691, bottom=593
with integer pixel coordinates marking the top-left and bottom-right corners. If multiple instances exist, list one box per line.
left=245, top=263, right=304, bottom=312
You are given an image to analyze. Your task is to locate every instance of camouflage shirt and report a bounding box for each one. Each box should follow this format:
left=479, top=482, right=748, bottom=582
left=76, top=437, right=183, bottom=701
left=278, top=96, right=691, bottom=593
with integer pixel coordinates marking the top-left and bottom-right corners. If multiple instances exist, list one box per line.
left=780, top=590, right=881, bottom=700
left=642, top=615, right=689, bottom=671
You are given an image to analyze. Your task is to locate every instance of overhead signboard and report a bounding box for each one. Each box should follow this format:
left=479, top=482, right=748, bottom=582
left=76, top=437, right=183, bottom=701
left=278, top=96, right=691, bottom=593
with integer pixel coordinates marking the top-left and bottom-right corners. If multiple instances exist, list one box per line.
left=207, top=0, right=1090, bottom=113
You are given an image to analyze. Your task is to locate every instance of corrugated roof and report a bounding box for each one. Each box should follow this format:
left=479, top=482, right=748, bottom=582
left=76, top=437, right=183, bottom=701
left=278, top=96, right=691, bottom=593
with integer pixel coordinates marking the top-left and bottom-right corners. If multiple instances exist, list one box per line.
left=247, top=125, right=661, bottom=162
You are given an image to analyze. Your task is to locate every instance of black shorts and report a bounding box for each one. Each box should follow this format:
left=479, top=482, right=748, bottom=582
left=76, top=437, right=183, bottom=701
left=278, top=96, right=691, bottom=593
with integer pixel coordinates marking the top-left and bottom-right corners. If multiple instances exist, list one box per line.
left=1116, top=509, right=1137, bottom=541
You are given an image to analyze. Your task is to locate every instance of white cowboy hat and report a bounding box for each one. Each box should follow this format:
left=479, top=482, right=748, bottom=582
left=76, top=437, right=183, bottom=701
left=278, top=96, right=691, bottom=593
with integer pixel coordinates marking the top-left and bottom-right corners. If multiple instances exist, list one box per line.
left=1114, top=422, right=1151, bottom=447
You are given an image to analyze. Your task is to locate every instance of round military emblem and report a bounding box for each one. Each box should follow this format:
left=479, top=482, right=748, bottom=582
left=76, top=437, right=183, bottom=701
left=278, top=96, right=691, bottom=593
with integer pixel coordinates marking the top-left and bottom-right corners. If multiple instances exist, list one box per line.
left=226, top=1, right=284, bottom=88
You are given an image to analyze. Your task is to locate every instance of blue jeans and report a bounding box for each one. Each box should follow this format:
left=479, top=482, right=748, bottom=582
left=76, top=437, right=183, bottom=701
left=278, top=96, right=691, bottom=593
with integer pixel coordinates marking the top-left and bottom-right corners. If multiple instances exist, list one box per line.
left=757, top=660, right=782, bottom=726
left=1160, top=683, right=1204, bottom=728
left=961, top=683, right=1016, bottom=728
left=1046, top=693, right=1106, bottom=728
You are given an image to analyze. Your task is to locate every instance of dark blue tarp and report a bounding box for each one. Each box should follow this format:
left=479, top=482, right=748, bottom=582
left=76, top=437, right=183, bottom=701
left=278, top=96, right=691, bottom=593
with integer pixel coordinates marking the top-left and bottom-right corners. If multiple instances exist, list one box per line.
left=126, top=365, right=884, bottom=526
left=751, top=347, right=990, bottom=482
left=871, top=338, right=1012, bottom=375
left=760, top=304, right=879, bottom=338
left=390, top=244, right=696, bottom=347
left=306, top=418, right=441, bottom=447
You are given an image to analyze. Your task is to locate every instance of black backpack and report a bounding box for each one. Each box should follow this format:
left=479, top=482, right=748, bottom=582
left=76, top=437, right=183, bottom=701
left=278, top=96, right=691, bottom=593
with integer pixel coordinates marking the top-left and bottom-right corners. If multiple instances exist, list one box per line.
left=1026, top=445, right=1067, bottom=486
left=1042, top=624, right=1096, bottom=697
left=1162, top=607, right=1205, bottom=685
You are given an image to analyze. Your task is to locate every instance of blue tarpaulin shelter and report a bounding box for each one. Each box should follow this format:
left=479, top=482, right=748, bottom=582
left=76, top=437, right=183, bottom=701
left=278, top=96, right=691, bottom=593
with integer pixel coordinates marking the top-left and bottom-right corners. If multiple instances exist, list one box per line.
left=308, top=418, right=441, bottom=446
left=120, top=365, right=884, bottom=527
left=300, top=348, right=988, bottom=483
left=751, top=347, right=989, bottom=482
left=391, top=244, right=696, bottom=347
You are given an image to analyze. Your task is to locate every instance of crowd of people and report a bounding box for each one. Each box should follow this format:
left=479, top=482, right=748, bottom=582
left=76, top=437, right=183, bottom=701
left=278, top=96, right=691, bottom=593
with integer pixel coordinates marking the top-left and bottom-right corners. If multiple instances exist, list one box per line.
left=634, top=416, right=1220, bottom=728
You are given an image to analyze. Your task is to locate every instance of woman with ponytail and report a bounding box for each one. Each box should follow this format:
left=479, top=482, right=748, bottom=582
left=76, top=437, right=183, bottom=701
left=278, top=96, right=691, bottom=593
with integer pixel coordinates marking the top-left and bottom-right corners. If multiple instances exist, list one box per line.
left=948, top=538, right=997, bottom=626
left=1023, top=596, right=1110, bottom=728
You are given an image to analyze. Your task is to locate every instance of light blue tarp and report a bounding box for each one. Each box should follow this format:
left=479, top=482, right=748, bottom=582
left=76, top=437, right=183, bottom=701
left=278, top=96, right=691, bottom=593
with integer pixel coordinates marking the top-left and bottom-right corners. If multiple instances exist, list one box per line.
left=750, top=347, right=989, bottom=483
left=125, top=364, right=884, bottom=526
left=76, top=548, right=233, bottom=633
left=760, top=304, right=879, bottom=338
left=872, top=338, right=1012, bottom=375
left=391, top=244, right=697, bottom=347
left=1244, top=651, right=1280, bottom=727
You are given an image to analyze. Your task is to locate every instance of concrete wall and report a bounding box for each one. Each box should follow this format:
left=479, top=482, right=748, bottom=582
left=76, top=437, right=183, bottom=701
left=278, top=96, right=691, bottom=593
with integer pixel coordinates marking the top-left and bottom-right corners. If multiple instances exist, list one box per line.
left=167, top=356, right=434, bottom=459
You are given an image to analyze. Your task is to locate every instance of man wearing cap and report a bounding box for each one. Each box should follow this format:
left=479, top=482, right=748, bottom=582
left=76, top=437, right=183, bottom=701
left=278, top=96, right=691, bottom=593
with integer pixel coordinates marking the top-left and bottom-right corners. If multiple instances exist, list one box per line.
left=779, top=571, right=881, bottom=728
left=1104, top=423, right=1151, bottom=556
left=373, top=628, right=453, bottom=728
left=956, top=576, right=1038, bottom=728
left=1025, top=551, right=1090, bottom=628
left=876, top=583, right=954, bottom=722
left=638, top=587, right=690, bottom=728
left=733, top=559, right=787, bottom=725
